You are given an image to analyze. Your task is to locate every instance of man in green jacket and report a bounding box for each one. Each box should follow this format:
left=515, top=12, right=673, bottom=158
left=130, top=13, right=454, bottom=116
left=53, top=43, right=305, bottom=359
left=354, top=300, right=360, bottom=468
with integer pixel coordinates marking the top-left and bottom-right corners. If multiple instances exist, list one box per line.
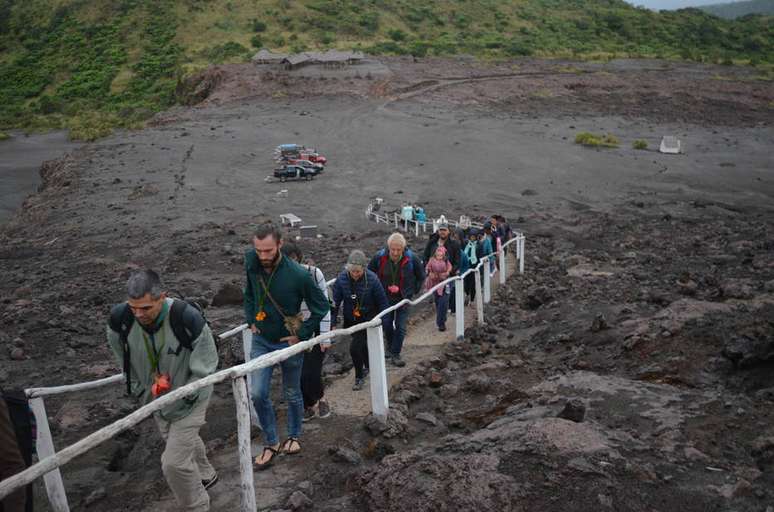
left=243, top=223, right=329, bottom=469
left=107, top=270, right=219, bottom=512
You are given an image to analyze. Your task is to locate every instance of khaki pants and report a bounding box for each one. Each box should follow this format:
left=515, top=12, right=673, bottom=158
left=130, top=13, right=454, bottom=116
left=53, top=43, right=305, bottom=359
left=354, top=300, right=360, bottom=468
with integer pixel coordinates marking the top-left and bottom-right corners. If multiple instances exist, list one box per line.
left=0, top=398, right=27, bottom=512
left=154, top=397, right=216, bottom=512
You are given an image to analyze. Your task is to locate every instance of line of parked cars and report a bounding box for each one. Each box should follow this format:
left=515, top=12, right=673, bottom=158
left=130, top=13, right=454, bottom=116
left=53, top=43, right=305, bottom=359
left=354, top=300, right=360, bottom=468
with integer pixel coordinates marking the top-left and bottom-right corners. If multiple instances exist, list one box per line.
left=273, top=144, right=327, bottom=182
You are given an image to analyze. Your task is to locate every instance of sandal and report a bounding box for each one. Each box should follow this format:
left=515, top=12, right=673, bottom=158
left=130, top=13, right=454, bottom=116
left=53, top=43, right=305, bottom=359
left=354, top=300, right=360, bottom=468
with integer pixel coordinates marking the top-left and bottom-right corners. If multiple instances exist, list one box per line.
left=280, top=437, right=301, bottom=455
left=254, top=446, right=279, bottom=471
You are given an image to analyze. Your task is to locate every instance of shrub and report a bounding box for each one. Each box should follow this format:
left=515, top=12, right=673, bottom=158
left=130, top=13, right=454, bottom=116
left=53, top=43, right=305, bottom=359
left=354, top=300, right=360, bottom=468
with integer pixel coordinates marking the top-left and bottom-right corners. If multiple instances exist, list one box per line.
left=67, top=112, right=114, bottom=141
left=575, top=132, right=619, bottom=148
left=272, top=35, right=286, bottom=47
left=388, top=29, right=407, bottom=42
left=0, top=131, right=9, bottom=141
left=633, top=139, right=648, bottom=150
left=200, top=42, right=250, bottom=63
left=251, top=35, right=263, bottom=49
left=252, top=20, right=267, bottom=32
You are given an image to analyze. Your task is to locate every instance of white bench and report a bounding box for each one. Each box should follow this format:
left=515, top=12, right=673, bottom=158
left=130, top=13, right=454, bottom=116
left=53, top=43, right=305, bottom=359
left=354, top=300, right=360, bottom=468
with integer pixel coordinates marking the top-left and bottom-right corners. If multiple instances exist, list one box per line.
left=280, top=213, right=303, bottom=227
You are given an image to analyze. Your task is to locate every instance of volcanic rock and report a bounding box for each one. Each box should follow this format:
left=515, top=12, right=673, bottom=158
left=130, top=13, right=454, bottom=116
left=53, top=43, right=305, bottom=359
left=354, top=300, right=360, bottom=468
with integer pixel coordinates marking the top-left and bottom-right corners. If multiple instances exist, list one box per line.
left=211, top=282, right=243, bottom=307
left=557, top=399, right=586, bottom=423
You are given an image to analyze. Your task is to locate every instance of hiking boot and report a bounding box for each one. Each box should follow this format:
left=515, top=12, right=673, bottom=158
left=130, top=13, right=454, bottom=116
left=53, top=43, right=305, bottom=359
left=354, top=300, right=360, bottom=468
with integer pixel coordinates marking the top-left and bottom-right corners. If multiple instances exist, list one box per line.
left=391, top=354, right=406, bottom=367
left=317, top=399, right=331, bottom=419
left=303, top=406, right=317, bottom=422
left=438, top=324, right=446, bottom=332
left=202, top=472, right=219, bottom=490
left=352, top=378, right=365, bottom=391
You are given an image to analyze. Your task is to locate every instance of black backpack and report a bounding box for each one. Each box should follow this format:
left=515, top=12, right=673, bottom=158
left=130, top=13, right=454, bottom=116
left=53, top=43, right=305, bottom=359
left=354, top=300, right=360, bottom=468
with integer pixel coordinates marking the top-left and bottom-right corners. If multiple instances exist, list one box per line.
left=1, top=386, right=35, bottom=512
left=108, top=299, right=210, bottom=396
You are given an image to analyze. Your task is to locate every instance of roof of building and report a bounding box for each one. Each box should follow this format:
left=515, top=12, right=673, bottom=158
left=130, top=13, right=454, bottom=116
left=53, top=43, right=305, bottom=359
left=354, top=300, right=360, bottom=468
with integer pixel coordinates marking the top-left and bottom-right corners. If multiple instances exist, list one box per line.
left=251, top=48, right=288, bottom=62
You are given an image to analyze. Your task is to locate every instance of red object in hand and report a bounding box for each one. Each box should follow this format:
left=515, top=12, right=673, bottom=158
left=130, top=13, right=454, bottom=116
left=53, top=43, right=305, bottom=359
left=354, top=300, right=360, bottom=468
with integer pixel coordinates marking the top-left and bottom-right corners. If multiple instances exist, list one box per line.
left=388, top=285, right=399, bottom=294
left=152, top=373, right=171, bottom=397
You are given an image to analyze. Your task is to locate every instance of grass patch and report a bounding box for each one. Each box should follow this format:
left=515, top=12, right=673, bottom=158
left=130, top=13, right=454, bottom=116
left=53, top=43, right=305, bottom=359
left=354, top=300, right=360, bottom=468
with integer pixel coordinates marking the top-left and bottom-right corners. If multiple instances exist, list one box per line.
left=0, top=131, right=9, bottom=140
left=633, top=139, right=648, bottom=150
left=575, top=132, right=619, bottom=148
left=67, top=112, right=116, bottom=141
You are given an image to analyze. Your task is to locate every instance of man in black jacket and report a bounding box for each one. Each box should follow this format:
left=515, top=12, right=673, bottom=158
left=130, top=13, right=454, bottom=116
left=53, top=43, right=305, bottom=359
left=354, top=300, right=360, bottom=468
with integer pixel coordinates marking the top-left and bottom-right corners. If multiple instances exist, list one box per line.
left=423, top=217, right=461, bottom=314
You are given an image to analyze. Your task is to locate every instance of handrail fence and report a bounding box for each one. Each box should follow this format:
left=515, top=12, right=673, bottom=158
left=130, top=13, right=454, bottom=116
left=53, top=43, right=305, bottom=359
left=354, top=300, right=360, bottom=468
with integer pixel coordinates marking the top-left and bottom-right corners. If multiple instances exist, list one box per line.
left=0, top=235, right=525, bottom=512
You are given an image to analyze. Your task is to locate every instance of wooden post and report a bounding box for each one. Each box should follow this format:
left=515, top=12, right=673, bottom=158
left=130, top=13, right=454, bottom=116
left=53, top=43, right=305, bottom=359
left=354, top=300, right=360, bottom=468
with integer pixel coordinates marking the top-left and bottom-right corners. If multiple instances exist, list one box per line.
left=454, top=278, right=465, bottom=340
left=519, top=236, right=525, bottom=274
left=483, top=260, right=491, bottom=304
left=366, top=324, right=389, bottom=420
left=241, top=329, right=259, bottom=424
left=474, top=269, right=484, bottom=325
left=232, top=377, right=257, bottom=512
left=499, top=247, right=506, bottom=285
left=28, top=397, right=70, bottom=512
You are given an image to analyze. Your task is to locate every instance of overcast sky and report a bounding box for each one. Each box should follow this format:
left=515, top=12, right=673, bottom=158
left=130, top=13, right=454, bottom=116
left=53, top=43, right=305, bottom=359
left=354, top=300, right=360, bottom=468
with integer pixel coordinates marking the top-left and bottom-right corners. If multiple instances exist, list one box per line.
left=625, top=0, right=738, bottom=9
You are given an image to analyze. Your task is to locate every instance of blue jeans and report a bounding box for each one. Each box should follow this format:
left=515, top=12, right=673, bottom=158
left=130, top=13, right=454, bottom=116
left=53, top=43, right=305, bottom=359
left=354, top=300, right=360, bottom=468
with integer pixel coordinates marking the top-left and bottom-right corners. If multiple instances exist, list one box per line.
left=250, top=334, right=304, bottom=446
left=384, top=304, right=409, bottom=356
left=434, top=288, right=449, bottom=328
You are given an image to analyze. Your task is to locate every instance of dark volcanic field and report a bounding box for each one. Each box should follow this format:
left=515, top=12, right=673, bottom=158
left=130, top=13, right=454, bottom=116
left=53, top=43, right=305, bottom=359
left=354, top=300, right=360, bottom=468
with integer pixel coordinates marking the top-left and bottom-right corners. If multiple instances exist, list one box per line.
left=0, top=57, right=773, bottom=511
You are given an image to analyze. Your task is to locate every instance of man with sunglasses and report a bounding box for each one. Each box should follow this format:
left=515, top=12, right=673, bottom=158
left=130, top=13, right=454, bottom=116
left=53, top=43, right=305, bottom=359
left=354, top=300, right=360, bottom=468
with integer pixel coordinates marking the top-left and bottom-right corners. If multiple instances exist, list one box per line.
left=107, top=270, right=219, bottom=512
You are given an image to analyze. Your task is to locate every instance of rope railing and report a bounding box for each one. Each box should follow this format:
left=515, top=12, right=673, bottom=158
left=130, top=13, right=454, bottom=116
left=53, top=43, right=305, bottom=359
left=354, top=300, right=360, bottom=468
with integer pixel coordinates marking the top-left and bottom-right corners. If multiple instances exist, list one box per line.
left=0, top=235, right=525, bottom=512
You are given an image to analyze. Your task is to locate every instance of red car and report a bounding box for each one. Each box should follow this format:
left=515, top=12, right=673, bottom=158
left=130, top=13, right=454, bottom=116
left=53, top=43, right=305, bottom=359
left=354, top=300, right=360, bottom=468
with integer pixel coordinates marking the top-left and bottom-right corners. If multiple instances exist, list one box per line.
left=300, top=152, right=327, bottom=165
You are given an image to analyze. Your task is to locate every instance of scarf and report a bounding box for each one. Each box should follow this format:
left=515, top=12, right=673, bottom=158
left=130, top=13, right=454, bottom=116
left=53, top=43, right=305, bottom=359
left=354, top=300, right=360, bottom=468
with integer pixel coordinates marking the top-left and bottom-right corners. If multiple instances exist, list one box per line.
left=464, top=241, right=478, bottom=265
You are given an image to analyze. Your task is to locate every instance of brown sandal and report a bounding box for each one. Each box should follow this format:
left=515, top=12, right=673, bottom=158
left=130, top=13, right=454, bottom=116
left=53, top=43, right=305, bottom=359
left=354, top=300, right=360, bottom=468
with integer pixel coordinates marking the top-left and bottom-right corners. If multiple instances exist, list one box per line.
left=280, top=437, right=301, bottom=455
left=254, top=446, right=279, bottom=470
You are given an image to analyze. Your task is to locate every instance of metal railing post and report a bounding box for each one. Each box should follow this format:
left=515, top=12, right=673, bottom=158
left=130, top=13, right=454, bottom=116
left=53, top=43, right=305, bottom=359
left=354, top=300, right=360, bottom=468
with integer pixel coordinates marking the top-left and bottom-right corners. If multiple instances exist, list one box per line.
left=28, top=397, right=69, bottom=512
left=454, top=278, right=465, bottom=340
left=519, top=236, right=525, bottom=274
left=499, top=247, right=506, bottom=285
left=232, top=377, right=257, bottom=512
left=483, top=258, right=492, bottom=304
left=366, top=324, right=389, bottom=420
left=241, top=329, right=259, bottom=424
left=394, top=213, right=398, bottom=229
left=474, top=269, right=484, bottom=325
left=414, top=220, right=419, bottom=238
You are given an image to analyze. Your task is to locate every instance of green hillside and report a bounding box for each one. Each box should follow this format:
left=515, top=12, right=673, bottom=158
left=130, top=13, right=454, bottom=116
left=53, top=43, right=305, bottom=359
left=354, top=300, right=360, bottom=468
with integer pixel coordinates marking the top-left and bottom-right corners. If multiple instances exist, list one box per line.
left=700, top=0, right=774, bottom=18
left=0, top=0, right=772, bottom=138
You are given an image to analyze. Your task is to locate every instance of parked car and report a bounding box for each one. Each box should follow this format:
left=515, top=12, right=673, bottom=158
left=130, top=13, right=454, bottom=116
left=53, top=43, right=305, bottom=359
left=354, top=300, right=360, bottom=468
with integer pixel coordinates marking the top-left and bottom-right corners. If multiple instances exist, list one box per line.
left=274, top=164, right=317, bottom=181
left=274, top=144, right=327, bottom=165
left=284, top=158, right=324, bottom=172
left=300, top=152, right=327, bottom=165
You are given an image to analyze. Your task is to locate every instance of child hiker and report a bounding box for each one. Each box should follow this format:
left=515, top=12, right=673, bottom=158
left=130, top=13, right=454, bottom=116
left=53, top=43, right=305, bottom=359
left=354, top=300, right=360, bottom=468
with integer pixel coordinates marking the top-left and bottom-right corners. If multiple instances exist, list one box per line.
left=425, top=246, right=452, bottom=332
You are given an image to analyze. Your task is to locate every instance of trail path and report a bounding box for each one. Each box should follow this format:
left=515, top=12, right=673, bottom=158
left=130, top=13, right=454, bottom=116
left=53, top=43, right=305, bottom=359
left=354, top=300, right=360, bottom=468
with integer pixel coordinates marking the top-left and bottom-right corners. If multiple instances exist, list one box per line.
left=151, top=254, right=516, bottom=511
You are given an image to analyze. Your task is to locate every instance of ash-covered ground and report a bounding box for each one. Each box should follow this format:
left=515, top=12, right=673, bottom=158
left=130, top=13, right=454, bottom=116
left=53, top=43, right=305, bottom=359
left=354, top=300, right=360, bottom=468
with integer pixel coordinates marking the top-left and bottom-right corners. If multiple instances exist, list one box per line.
left=0, top=56, right=772, bottom=511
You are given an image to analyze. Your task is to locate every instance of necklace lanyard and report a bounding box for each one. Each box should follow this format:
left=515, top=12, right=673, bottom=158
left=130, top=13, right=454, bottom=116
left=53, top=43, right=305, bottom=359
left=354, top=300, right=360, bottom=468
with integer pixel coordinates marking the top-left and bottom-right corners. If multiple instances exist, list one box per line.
left=255, top=256, right=280, bottom=321
left=142, top=302, right=168, bottom=374
left=349, top=273, right=366, bottom=318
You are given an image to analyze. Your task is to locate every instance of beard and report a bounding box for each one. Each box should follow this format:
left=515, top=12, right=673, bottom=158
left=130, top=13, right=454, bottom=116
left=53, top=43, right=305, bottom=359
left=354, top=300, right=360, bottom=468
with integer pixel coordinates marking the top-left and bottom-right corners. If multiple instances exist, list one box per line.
left=260, top=251, right=281, bottom=269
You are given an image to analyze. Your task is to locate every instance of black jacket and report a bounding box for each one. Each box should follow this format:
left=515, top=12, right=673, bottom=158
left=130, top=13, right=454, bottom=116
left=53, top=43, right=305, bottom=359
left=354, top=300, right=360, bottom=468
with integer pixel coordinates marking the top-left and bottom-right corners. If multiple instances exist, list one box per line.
left=423, top=233, right=461, bottom=275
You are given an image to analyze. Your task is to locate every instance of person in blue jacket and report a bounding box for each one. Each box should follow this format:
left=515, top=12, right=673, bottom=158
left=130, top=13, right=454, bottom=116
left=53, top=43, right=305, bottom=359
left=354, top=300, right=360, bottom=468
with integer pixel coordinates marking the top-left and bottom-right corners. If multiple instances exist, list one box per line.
left=332, top=250, right=389, bottom=390
left=368, top=233, right=426, bottom=367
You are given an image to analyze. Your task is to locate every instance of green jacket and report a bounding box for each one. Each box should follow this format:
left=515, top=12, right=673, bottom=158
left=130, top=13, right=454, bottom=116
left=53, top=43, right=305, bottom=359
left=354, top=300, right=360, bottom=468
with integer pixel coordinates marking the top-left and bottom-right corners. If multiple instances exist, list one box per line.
left=107, top=299, right=218, bottom=422
left=243, top=250, right=330, bottom=342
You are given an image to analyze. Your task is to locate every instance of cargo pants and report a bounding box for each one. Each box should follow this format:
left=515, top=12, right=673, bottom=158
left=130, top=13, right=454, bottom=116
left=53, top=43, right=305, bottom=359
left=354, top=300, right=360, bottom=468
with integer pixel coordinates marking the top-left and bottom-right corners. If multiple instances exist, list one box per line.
left=154, top=396, right=216, bottom=512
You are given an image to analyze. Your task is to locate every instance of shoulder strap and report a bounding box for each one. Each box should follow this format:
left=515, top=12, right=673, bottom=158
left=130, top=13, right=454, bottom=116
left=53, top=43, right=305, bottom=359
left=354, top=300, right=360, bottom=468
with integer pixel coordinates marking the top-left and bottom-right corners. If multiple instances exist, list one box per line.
left=109, top=303, right=135, bottom=396
left=169, top=299, right=205, bottom=350
left=258, top=275, right=289, bottom=320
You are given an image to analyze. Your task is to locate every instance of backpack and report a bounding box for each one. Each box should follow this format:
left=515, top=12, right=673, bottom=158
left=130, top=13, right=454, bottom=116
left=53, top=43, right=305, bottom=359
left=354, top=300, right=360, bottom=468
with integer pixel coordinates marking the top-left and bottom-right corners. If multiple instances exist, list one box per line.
left=1, top=386, right=35, bottom=512
left=109, top=298, right=210, bottom=396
